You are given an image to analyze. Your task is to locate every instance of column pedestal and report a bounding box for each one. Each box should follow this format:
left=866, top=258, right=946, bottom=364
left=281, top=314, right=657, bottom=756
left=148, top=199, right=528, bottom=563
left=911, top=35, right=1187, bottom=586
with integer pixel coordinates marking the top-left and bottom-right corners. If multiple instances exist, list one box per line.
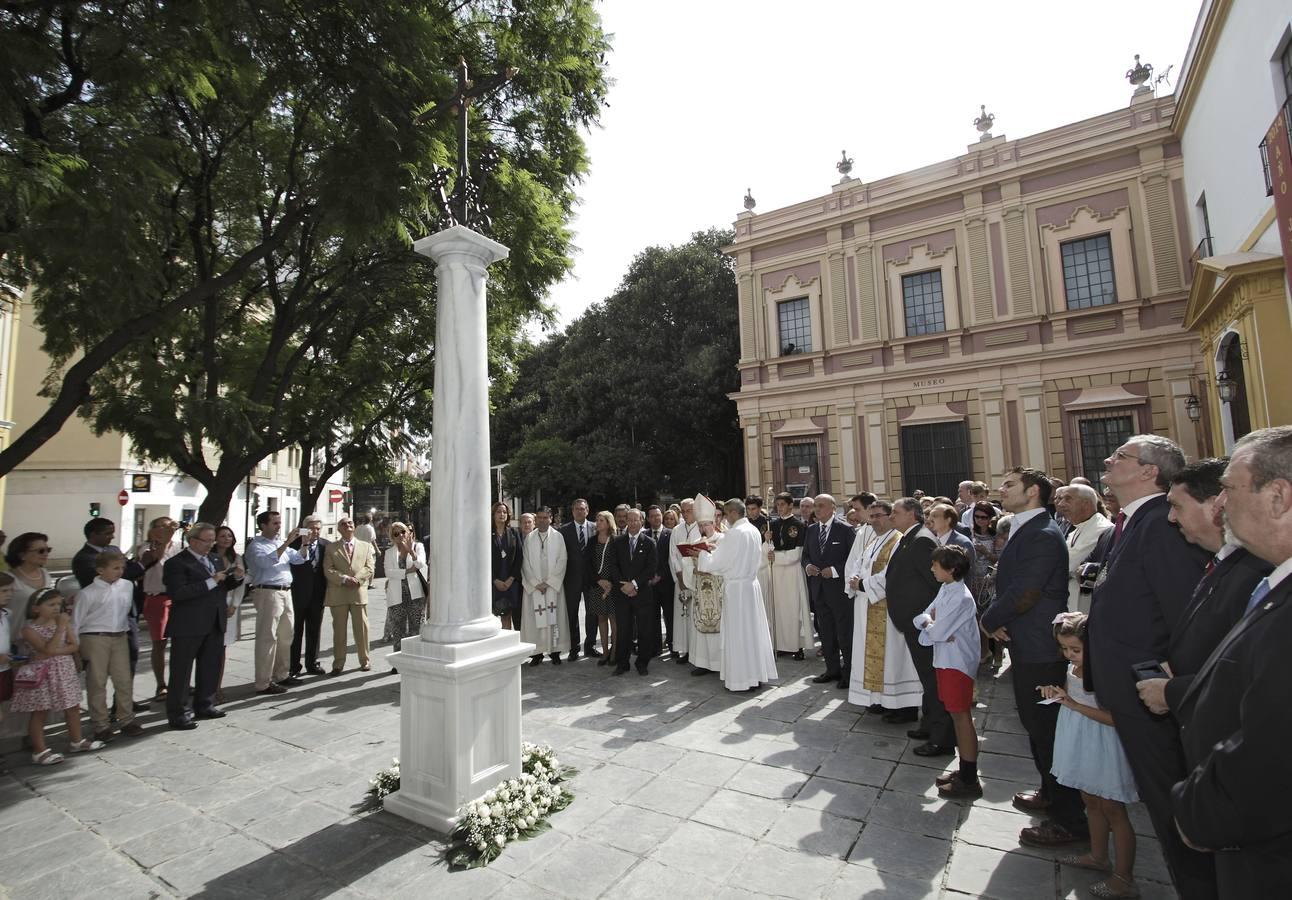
left=384, top=632, right=535, bottom=832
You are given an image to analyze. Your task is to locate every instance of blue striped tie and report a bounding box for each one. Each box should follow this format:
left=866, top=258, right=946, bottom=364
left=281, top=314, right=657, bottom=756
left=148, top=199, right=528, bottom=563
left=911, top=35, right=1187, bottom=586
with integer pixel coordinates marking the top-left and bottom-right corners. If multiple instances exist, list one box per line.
left=1245, top=578, right=1272, bottom=615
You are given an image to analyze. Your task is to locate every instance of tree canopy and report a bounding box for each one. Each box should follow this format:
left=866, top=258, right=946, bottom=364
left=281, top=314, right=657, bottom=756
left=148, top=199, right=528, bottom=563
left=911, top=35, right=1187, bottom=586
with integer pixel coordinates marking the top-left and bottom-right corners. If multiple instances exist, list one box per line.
left=492, top=228, right=742, bottom=511
left=0, top=0, right=611, bottom=512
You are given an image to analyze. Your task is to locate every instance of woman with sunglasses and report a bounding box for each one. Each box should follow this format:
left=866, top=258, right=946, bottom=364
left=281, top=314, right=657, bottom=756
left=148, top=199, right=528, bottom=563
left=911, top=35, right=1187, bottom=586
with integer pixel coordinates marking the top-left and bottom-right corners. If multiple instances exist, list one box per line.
left=6, top=533, right=55, bottom=649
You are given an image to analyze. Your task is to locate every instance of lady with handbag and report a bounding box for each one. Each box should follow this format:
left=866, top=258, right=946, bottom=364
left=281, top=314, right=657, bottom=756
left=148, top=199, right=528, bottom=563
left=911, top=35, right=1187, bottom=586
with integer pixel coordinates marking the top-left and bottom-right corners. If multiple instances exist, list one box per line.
left=381, top=522, right=428, bottom=648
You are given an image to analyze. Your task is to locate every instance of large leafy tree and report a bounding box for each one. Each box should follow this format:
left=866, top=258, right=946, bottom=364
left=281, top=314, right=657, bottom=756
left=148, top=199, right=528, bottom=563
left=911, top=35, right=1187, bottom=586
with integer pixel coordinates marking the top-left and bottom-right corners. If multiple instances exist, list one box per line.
left=0, top=1, right=610, bottom=495
left=493, top=228, right=742, bottom=510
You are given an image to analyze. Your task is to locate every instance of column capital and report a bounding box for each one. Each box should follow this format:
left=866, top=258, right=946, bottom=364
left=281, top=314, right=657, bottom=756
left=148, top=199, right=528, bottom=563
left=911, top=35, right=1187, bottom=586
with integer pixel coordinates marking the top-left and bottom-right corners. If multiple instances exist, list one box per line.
left=414, top=224, right=509, bottom=267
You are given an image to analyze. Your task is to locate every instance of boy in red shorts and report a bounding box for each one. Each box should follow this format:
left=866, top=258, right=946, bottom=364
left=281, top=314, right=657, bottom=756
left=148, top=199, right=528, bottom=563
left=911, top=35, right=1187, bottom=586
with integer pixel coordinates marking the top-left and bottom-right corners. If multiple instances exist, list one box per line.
left=914, top=545, right=982, bottom=799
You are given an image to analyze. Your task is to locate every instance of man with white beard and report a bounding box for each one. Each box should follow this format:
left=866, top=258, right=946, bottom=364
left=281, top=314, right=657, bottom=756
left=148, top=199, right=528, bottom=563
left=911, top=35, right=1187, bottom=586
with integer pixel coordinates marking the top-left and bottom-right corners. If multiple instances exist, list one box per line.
left=698, top=498, right=777, bottom=692
left=669, top=498, right=702, bottom=665
left=520, top=507, right=569, bottom=666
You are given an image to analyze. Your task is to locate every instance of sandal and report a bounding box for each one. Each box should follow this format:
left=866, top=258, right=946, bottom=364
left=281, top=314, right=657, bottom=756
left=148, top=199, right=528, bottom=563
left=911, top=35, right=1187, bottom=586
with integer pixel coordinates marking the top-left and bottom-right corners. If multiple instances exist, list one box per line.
left=1089, top=874, right=1140, bottom=899
left=1059, top=854, right=1111, bottom=873
left=67, top=739, right=106, bottom=753
left=32, top=749, right=65, bottom=766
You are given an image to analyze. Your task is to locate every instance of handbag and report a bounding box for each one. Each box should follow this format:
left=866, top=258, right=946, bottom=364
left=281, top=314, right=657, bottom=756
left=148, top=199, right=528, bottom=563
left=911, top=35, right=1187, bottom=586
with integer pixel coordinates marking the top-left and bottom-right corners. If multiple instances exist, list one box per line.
left=415, top=567, right=429, bottom=598
left=14, top=660, right=50, bottom=690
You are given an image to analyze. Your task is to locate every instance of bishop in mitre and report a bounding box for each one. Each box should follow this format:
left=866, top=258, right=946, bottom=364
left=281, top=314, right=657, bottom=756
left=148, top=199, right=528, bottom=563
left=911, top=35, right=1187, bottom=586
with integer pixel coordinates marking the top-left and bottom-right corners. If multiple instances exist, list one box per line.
left=520, top=507, right=569, bottom=665
left=767, top=492, right=814, bottom=658
left=684, top=494, right=725, bottom=675
left=844, top=499, right=922, bottom=710
left=668, top=498, right=701, bottom=663
left=698, top=497, right=778, bottom=692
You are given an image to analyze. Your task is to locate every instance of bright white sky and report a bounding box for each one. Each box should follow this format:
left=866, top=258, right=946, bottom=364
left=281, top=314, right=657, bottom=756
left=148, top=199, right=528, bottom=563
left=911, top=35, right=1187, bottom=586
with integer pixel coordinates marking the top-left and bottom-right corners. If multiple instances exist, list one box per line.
left=538, top=0, right=1200, bottom=333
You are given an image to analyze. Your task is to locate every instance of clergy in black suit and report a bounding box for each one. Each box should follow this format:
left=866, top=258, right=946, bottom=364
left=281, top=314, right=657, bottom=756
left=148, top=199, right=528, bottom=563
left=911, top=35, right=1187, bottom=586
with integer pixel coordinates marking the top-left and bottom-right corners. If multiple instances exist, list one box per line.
left=609, top=509, right=657, bottom=674
left=289, top=522, right=329, bottom=676
left=645, top=505, right=673, bottom=652
left=558, top=501, right=599, bottom=658
left=162, top=524, right=243, bottom=727
left=801, top=496, right=854, bottom=686
left=980, top=470, right=1081, bottom=838
left=885, top=498, right=952, bottom=750
left=1087, top=436, right=1211, bottom=896
left=1169, top=423, right=1292, bottom=896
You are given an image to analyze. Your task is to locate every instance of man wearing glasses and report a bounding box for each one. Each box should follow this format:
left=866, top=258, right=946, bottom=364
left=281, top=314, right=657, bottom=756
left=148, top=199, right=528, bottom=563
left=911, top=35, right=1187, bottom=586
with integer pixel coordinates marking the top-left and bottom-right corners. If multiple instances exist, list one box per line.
left=1086, top=436, right=1212, bottom=898
left=162, top=523, right=243, bottom=729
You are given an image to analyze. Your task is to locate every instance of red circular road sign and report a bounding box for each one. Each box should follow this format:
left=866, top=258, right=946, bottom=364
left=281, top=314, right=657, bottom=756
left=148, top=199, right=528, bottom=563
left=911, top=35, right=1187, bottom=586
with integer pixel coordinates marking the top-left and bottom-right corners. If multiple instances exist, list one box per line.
left=329, top=489, right=344, bottom=504
left=117, top=489, right=130, bottom=506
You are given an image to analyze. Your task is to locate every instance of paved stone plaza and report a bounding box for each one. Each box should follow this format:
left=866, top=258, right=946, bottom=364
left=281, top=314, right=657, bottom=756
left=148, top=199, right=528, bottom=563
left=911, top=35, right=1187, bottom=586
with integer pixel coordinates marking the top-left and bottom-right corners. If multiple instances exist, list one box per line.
left=0, top=584, right=1179, bottom=899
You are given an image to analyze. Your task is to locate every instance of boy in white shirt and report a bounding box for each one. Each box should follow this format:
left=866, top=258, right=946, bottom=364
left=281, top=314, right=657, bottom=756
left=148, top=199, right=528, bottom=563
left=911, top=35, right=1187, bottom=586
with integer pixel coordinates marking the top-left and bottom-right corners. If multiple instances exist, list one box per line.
left=914, top=545, right=981, bottom=799
left=72, top=550, right=143, bottom=741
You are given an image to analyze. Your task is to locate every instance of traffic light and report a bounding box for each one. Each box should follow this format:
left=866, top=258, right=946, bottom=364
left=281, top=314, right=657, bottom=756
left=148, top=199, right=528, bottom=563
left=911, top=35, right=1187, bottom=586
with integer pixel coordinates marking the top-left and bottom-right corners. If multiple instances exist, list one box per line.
left=89, top=502, right=101, bottom=518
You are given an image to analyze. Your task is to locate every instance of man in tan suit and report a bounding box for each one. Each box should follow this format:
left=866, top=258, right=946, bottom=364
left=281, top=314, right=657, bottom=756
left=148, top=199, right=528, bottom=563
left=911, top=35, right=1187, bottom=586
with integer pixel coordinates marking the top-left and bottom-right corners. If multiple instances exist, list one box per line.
left=324, top=516, right=375, bottom=674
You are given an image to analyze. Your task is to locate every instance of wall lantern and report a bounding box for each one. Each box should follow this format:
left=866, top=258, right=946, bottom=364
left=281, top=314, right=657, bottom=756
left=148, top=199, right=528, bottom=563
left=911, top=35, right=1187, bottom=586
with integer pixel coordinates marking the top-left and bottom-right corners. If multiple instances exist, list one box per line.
left=1185, top=394, right=1202, bottom=422
left=1215, top=371, right=1238, bottom=404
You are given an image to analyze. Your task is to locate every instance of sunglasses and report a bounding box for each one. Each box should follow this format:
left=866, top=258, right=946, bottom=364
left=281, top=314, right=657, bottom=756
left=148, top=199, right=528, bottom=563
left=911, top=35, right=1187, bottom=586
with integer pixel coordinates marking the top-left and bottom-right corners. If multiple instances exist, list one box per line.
left=32, top=547, right=52, bottom=555
left=974, top=513, right=992, bottom=519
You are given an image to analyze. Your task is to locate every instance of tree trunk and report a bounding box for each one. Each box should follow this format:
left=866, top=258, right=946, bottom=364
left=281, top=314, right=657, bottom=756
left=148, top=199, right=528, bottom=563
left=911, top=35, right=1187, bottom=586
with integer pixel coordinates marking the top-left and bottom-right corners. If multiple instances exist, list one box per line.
left=196, top=463, right=256, bottom=526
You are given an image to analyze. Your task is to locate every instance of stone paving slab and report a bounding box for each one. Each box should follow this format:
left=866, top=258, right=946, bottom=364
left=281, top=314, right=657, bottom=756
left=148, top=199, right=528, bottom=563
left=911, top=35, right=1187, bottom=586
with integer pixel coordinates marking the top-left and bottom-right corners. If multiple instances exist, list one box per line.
left=0, top=581, right=1177, bottom=898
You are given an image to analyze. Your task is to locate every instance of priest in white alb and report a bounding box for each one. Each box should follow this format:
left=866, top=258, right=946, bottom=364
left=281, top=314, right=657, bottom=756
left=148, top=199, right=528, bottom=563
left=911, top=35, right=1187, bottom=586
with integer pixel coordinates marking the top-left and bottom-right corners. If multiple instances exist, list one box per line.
left=668, top=498, right=702, bottom=664
left=683, top=495, right=724, bottom=676
left=845, top=499, right=922, bottom=711
left=698, top=497, right=778, bottom=692
left=520, top=507, right=569, bottom=665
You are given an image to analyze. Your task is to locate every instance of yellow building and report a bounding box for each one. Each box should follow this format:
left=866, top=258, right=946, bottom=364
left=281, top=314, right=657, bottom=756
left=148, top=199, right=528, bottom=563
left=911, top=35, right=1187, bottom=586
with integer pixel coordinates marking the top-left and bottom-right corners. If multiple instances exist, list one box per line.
left=0, top=284, right=22, bottom=530
left=1176, top=0, right=1292, bottom=451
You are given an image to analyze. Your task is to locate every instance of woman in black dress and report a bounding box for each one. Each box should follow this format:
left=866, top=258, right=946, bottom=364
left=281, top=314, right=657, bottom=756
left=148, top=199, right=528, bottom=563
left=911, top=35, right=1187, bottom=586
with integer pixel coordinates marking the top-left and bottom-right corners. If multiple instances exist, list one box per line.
left=589, top=510, right=618, bottom=666
left=490, top=501, right=522, bottom=630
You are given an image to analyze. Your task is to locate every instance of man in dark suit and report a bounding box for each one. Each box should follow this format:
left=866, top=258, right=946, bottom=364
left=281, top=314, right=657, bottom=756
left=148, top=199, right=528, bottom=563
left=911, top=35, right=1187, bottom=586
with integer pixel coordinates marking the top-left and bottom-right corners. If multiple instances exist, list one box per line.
left=980, top=468, right=1082, bottom=844
left=645, top=505, right=673, bottom=654
left=1136, top=458, right=1272, bottom=715
left=162, top=522, right=243, bottom=729
left=884, top=497, right=951, bottom=751
left=289, top=515, right=330, bottom=676
left=802, top=494, right=856, bottom=689
left=610, top=508, right=656, bottom=675
left=74, top=518, right=149, bottom=714
left=1087, top=435, right=1211, bottom=898
left=1171, top=426, right=1292, bottom=896
left=558, top=498, right=599, bottom=660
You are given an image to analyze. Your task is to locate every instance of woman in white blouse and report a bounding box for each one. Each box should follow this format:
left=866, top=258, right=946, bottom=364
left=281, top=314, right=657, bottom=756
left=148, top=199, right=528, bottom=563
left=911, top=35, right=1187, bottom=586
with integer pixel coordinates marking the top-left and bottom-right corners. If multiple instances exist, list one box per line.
left=382, top=522, right=428, bottom=648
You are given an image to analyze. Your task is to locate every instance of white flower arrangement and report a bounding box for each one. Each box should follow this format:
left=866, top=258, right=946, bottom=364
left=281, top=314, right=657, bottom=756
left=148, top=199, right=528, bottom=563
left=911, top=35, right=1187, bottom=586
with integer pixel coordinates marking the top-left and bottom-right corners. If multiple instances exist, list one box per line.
left=368, top=758, right=401, bottom=800
left=445, top=742, right=577, bottom=868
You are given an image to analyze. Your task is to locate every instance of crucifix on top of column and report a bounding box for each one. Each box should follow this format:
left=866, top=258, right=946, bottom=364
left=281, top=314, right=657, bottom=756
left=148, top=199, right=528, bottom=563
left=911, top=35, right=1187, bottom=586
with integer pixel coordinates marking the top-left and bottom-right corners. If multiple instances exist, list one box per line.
left=417, top=56, right=518, bottom=231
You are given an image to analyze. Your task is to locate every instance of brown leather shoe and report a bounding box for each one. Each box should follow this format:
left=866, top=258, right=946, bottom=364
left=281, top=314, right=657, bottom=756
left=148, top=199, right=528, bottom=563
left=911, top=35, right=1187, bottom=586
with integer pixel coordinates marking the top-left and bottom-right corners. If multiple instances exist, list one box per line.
left=937, top=774, right=983, bottom=800
left=1019, top=822, right=1089, bottom=847
left=120, top=721, right=145, bottom=737
left=1012, top=790, right=1051, bottom=813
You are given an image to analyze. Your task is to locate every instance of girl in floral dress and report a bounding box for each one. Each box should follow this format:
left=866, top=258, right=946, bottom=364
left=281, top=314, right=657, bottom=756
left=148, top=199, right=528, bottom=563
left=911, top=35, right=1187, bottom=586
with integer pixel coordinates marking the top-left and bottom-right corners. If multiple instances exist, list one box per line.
left=11, top=588, right=104, bottom=765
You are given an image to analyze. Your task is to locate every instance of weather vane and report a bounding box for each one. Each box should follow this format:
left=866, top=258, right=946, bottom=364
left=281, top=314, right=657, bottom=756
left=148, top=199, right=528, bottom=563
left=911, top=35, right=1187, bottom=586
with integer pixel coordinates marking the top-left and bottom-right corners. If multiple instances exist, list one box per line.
left=417, top=56, right=518, bottom=231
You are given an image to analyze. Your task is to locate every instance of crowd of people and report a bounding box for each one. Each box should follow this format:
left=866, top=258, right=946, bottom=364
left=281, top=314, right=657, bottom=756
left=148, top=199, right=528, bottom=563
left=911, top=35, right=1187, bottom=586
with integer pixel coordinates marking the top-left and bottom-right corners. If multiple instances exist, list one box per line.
left=0, top=509, right=410, bottom=756
left=488, top=426, right=1292, bottom=899
left=2, top=425, right=1290, bottom=898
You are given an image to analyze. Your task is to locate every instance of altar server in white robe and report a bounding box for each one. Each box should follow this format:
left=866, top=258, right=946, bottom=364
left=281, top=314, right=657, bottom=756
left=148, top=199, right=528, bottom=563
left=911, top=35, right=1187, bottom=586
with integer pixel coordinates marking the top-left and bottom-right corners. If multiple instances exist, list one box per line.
left=768, top=492, right=814, bottom=658
left=755, top=519, right=774, bottom=643
left=685, top=494, right=724, bottom=674
left=668, top=498, right=702, bottom=663
left=699, top=498, right=778, bottom=692
left=846, top=500, right=923, bottom=710
left=521, top=507, right=569, bottom=664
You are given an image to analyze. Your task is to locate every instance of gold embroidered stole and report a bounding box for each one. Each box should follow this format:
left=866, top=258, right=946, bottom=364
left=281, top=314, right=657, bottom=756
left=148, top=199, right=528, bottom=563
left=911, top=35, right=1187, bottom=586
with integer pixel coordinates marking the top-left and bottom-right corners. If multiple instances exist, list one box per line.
left=863, top=531, right=899, bottom=691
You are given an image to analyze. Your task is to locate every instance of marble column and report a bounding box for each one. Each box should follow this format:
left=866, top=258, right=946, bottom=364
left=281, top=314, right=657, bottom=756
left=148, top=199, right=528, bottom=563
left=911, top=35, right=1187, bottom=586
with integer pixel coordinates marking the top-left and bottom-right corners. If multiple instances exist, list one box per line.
left=384, top=225, right=536, bottom=834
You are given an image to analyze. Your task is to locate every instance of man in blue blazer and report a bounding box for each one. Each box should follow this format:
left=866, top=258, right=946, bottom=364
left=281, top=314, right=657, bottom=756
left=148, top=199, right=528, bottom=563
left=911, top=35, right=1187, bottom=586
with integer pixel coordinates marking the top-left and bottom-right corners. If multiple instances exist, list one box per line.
left=802, top=494, right=855, bottom=688
left=1172, top=427, right=1292, bottom=897
left=1087, top=435, right=1211, bottom=899
left=981, top=467, right=1081, bottom=844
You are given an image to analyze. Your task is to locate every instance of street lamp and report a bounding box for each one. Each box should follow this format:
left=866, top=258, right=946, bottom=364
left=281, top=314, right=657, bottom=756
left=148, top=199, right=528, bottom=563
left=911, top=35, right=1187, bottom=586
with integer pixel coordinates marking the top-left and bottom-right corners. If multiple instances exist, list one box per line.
left=1184, top=394, right=1202, bottom=423
left=1215, top=371, right=1238, bottom=404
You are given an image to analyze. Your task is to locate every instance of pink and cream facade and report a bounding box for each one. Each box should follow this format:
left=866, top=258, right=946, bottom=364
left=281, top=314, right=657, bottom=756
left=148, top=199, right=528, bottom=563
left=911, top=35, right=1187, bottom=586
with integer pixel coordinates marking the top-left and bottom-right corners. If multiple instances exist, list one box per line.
left=728, top=95, right=1206, bottom=500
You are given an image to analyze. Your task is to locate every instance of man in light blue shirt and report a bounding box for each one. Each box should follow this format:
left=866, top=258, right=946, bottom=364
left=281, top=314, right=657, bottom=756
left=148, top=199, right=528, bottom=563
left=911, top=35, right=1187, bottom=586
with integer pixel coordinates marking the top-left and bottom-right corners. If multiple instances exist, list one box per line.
left=247, top=511, right=306, bottom=694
